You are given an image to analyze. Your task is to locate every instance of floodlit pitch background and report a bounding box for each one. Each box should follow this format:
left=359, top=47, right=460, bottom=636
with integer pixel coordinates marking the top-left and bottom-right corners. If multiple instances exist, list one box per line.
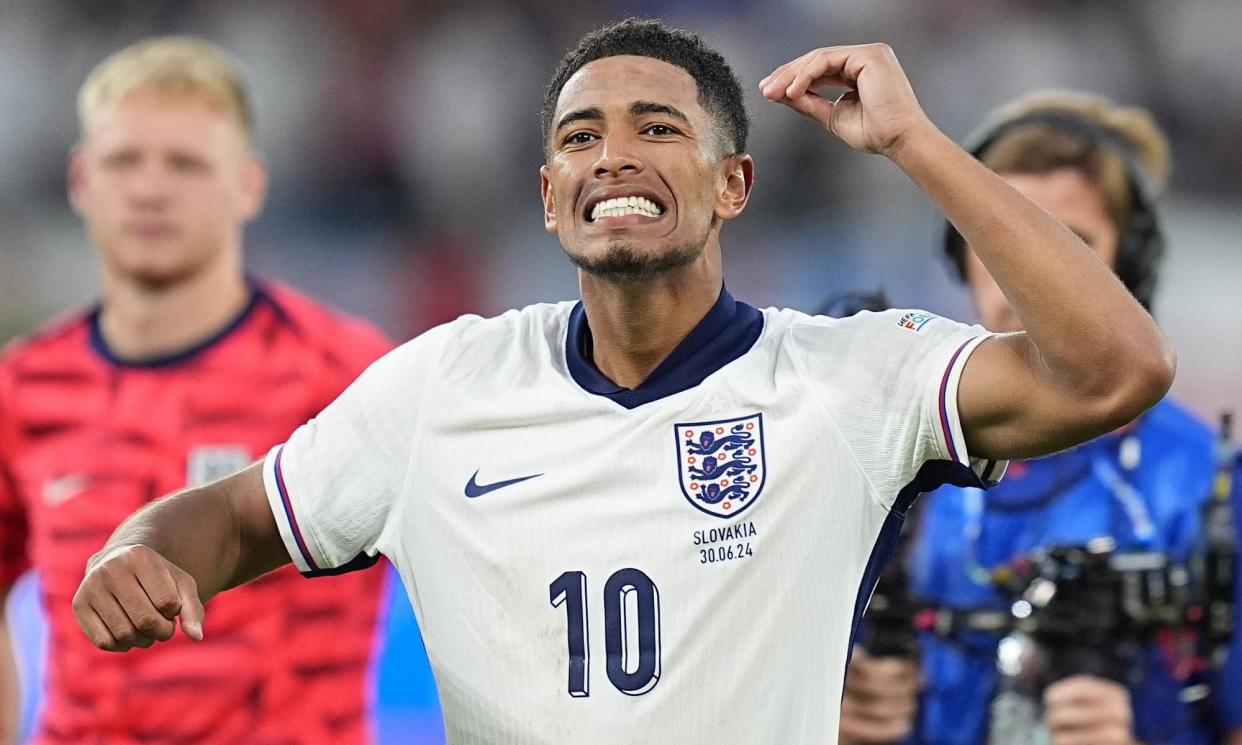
left=1, top=2, right=1239, bottom=743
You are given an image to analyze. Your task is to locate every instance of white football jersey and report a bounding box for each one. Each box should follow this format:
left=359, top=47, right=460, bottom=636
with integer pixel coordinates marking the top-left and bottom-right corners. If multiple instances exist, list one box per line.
left=262, top=290, right=1004, bottom=744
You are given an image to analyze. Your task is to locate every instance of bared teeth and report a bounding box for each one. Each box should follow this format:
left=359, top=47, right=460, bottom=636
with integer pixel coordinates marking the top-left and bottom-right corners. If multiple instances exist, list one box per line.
left=590, top=196, right=663, bottom=221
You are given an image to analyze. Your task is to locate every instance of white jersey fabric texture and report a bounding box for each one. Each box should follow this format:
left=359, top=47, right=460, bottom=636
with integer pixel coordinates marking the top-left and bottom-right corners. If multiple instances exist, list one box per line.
left=262, top=290, right=1004, bottom=745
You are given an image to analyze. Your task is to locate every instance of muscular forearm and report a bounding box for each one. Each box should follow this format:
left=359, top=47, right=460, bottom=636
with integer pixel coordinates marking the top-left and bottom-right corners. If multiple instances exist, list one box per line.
left=75, top=463, right=286, bottom=652
left=762, top=43, right=1172, bottom=457
left=94, top=484, right=242, bottom=602
left=92, top=463, right=282, bottom=601
left=1, top=614, right=20, bottom=745
left=890, top=125, right=1174, bottom=402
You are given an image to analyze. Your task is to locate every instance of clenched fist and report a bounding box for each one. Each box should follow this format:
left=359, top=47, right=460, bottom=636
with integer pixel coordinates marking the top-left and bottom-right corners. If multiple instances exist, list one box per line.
left=839, top=649, right=919, bottom=744
left=72, top=544, right=205, bottom=652
left=759, top=43, right=933, bottom=158
left=1043, top=675, right=1136, bottom=745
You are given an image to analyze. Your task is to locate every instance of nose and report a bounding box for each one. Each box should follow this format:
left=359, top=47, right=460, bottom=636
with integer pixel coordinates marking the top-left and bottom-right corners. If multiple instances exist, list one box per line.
left=127, top=160, right=174, bottom=209
left=592, top=133, right=644, bottom=179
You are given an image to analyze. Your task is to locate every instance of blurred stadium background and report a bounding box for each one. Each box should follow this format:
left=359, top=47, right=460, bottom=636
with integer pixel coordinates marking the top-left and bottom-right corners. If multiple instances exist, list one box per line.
left=1, top=1, right=1238, bottom=743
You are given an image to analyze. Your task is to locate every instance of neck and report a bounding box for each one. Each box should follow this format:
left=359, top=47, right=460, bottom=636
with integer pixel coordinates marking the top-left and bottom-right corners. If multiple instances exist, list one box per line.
left=97, top=257, right=251, bottom=361
left=577, top=243, right=723, bottom=389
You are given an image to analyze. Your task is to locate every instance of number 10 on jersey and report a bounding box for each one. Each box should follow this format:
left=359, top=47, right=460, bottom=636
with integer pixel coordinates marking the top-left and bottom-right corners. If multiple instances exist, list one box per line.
left=549, top=568, right=662, bottom=697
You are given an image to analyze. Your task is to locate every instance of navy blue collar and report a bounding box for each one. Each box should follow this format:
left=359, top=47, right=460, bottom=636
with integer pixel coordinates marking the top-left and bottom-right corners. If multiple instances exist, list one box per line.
left=89, top=281, right=265, bottom=368
left=566, top=286, right=764, bottom=409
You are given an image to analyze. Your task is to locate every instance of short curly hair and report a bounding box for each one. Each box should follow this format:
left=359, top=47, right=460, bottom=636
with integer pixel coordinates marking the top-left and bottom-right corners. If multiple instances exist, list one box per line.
left=541, top=18, right=749, bottom=159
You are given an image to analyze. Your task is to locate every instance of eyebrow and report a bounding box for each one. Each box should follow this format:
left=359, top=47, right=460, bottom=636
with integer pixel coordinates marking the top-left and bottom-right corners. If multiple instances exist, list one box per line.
left=555, top=107, right=604, bottom=133
left=629, top=101, right=689, bottom=123
left=554, top=101, right=691, bottom=133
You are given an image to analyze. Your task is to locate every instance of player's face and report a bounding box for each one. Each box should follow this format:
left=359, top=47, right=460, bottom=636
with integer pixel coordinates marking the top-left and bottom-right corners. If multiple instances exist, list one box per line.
left=69, top=90, right=266, bottom=288
left=540, top=55, right=751, bottom=279
left=966, top=168, right=1120, bottom=332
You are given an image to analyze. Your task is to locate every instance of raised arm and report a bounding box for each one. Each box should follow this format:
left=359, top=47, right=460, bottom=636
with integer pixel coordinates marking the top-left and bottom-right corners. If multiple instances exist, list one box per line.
left=761, top=44, right=1174, bottom=461
left=885, top=117, right=1173, bottom=460
left=71, top=462, right=289, bottom=651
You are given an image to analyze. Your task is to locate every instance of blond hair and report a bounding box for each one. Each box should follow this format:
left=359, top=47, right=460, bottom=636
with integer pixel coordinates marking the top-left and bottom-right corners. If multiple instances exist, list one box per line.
left=977, top=91, right=1169, bottom=232
left=77, top=36, right=253, bottom=140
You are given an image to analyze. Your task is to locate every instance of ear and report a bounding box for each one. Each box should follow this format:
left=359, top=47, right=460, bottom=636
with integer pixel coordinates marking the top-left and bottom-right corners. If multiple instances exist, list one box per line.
left=540, top=164, right=558, bottom=234
left=713, top=154, right=754, bottom=223
left=67, top=146, right=87, bottom=216
left=237, top=152, right=268, bottom=223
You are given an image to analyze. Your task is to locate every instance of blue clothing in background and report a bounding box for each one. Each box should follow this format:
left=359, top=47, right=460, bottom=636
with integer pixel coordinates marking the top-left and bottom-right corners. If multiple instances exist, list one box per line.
left=1214, top=451, right=1242, bottom=731
left=908, top=399, right=1239, bottom=745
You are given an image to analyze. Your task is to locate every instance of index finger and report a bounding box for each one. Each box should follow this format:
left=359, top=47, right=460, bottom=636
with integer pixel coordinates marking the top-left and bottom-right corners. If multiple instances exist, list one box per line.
left=777, top=47, right=857, bottom=98
left=784, top=50, right=858, bottom=99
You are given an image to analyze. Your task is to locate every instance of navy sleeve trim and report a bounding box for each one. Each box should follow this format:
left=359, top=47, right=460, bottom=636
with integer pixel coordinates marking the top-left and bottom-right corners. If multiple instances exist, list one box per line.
left=844, top=459, right=990, bottom=683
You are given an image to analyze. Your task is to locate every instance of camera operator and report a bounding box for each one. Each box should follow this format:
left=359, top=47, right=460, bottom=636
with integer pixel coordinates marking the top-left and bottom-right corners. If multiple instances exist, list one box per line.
left=839, top=92, right=1242, bottom=745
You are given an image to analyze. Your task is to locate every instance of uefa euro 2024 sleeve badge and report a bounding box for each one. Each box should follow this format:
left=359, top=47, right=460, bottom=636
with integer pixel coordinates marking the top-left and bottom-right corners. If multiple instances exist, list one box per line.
left=674, top=413, right=766, bottom=519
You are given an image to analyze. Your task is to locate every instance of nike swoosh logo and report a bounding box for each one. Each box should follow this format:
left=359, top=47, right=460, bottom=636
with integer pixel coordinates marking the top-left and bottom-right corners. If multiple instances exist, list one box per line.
left=43, top=473, right=90, bottom=507
left=464, top=470, right=543, bottom=498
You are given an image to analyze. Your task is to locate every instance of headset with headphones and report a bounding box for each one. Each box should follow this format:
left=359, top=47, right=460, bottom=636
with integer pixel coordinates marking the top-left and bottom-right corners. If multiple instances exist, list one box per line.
left=942, top=111, right=1166, bottom=311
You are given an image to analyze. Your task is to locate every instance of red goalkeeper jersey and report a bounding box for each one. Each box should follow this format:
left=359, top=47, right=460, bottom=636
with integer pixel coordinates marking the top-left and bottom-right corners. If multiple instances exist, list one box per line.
left=0, top=280, right=391, bottom=745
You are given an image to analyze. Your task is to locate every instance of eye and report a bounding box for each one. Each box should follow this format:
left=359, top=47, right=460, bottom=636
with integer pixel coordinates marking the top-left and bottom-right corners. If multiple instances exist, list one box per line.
left=169, top=154, right=208, bottom=174
left=643, top=123, right=678, bottom=137
left=102, top=151, right=140, bottom=170
left=564, top=131, right=598, bottom=146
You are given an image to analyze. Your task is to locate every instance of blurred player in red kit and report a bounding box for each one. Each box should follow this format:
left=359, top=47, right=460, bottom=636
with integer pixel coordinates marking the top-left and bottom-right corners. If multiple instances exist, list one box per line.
left=0, top=37, right=390, bottom=745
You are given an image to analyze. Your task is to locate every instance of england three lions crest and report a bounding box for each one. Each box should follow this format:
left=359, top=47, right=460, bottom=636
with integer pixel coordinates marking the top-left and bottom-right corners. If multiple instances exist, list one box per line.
left=675, top=413, right=766, bottom=519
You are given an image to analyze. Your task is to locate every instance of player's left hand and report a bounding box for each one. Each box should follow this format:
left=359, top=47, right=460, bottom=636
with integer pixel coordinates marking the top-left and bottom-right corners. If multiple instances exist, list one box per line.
left=1043, top=675, right=1136, bottom=745
left=759, top=44, right=933, bottom=158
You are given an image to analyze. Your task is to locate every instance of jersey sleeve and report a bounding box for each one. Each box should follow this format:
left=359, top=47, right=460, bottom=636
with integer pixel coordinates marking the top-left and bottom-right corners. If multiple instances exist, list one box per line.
left=0, top=377, right=30, bottom=592
left=792, top=309, right=1007, bottom=510
left=262, top=325, right=448, bottom=577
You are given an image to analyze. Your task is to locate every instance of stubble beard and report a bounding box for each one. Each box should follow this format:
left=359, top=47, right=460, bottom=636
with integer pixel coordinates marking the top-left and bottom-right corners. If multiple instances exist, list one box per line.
left=565, top=232, right=710, bottom=284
